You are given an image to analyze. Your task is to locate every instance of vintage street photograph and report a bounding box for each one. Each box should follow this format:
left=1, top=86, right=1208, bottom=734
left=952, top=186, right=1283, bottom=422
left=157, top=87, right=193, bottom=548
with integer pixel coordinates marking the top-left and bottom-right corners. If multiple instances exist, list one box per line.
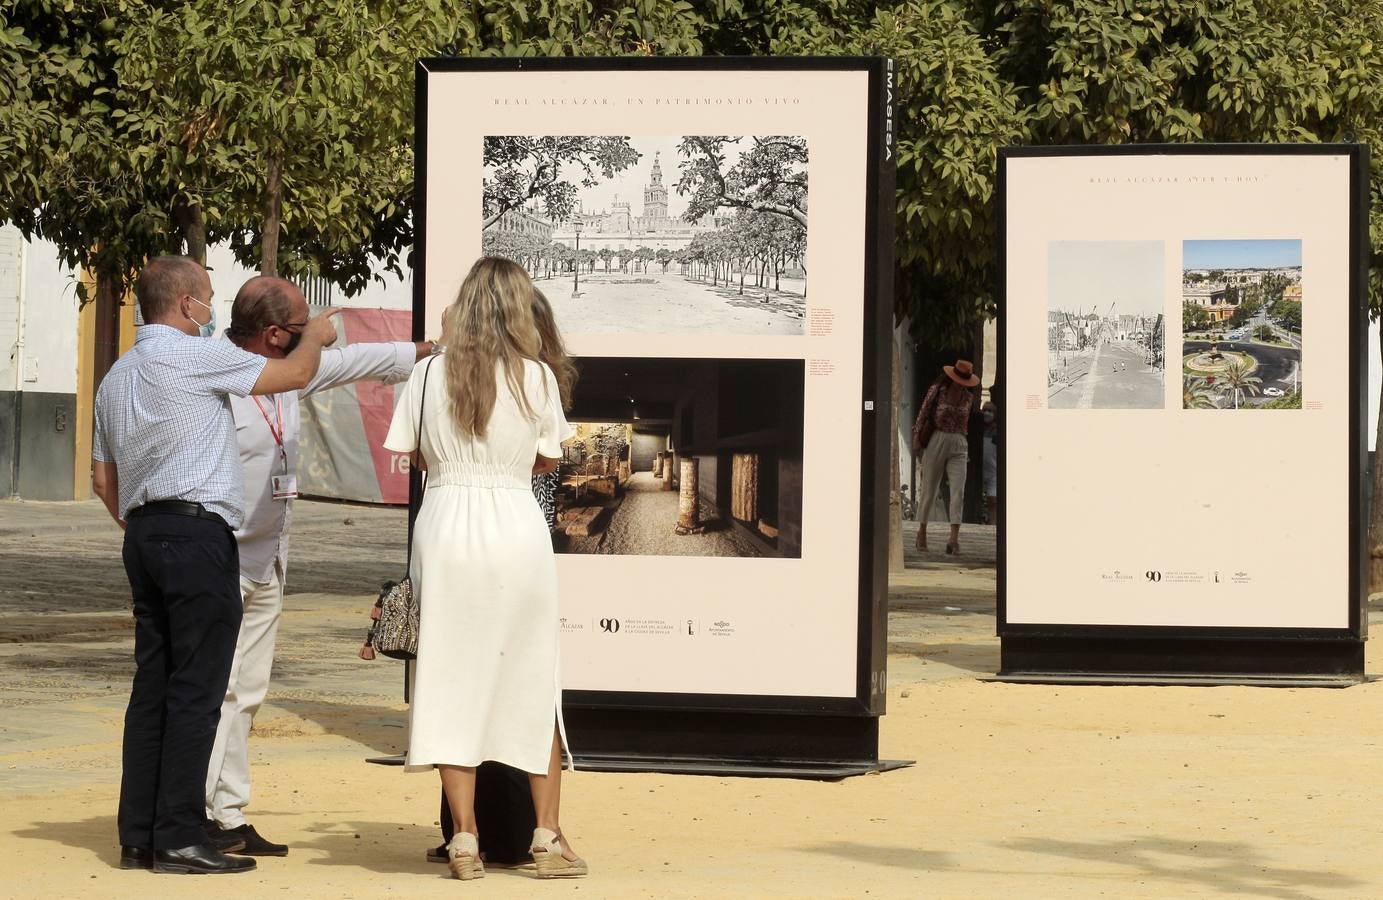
left=1047, top=240, right=1166, bottom=409
left=553, top=356, right=804, bottom=558
left=482, top=135, right=808, bottom=336
left=1182, top=239, right=1303, bottom=410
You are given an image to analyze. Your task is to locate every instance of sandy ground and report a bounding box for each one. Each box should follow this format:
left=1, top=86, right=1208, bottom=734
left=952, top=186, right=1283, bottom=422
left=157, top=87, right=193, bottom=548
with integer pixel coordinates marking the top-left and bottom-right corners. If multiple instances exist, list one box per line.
left=3, top=500, right=1383, bottom=898
left=538, top=271, right=805, bottom=335
left=565, top=472, right=764, bottom=557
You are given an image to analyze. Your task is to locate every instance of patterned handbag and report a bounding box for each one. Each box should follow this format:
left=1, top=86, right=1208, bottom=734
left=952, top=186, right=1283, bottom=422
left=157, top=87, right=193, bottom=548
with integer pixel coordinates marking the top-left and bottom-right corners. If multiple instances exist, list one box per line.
left=362, top=577, right=419, bottom=660
left=358, top=357, right=436, bottom=662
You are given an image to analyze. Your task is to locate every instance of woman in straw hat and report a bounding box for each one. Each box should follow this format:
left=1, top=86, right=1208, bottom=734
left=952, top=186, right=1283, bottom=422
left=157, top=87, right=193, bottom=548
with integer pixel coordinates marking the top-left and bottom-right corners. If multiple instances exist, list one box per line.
left=910, top=359, right=980, bottom=555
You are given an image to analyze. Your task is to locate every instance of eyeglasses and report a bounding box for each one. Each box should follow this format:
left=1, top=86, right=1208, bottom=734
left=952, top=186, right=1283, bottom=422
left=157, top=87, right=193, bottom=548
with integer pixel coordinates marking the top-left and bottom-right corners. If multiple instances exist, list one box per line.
left=274, top=320, right=309, bottom=330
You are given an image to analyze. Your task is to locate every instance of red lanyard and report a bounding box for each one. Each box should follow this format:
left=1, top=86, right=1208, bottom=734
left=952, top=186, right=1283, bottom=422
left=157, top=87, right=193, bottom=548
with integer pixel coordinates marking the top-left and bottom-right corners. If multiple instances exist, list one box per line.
left=251, top=395, right=288, bottom=469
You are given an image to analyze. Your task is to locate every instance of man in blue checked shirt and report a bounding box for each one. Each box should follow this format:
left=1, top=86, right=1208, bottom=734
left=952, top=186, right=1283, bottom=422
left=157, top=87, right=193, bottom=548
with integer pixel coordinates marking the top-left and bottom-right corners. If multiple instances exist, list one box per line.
left=202, top=276, right=438, bottom=856
left=91, top=255, right=340, bottom=875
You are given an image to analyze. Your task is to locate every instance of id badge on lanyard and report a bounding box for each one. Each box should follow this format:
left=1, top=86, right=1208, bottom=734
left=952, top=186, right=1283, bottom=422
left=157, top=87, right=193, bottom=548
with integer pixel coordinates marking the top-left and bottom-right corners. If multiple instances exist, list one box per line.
left=253, top=395, right=298, bottom=501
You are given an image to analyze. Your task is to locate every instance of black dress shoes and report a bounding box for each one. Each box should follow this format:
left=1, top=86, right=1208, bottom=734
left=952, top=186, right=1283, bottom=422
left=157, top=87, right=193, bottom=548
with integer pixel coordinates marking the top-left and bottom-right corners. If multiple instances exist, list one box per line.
left=203, top=818, right=247, bottom=853
left=119, top=845, right=153, bottom=870
left=152, top=842, right=257, bottom=874
left=221, top=823, right=288, bottom=857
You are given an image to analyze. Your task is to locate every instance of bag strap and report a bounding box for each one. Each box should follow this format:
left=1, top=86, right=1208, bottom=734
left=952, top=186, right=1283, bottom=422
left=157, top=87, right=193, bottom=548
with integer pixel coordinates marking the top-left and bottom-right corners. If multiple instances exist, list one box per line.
left=416, top=355, right=436, bottom=470
left=404, top=357, right=437, bottom=581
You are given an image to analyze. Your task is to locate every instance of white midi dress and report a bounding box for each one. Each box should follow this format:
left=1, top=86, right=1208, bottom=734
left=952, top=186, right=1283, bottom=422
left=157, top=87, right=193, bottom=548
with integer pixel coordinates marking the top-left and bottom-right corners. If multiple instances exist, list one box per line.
left=383, top=356, right=574, bottom=774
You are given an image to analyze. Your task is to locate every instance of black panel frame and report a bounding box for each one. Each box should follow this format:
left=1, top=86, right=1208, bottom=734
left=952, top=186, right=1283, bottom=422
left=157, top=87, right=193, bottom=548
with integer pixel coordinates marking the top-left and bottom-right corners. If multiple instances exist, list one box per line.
left=413, top=57, right=896, bottom=761
left=996, top=143, right=1369, bottom=679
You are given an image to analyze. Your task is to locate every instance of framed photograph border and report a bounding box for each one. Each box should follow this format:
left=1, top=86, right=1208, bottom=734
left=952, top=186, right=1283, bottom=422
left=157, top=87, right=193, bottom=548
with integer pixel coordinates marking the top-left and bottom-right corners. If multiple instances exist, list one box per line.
left=995, top=142, right=1369, bottom=677
left=413, top=57, right=896, bottom=725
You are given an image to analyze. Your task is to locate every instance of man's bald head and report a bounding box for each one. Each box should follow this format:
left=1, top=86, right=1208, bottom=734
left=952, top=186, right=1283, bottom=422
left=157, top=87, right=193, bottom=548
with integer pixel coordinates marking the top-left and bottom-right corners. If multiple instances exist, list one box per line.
left=136, top=256, right=209, bottom=324
left=226, top=276, right=309, bottom=343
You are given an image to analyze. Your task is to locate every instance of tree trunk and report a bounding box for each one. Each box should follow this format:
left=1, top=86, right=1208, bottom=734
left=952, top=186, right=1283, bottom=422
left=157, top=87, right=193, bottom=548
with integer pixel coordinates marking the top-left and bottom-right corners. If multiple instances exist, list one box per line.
left=731, top=453, right=759, bottom=523
left=168, top=198, right=207, bottom=264
left=91, top=264, right=125, bottom=390
left=674, top=457, right=702, bottom=534
left=260, top=153, right=283, bottom=276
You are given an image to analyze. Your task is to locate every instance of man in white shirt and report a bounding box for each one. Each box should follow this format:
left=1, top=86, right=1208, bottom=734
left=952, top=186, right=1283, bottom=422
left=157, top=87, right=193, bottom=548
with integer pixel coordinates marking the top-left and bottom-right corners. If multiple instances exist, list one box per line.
left=202, top=276, right=438, bottom=854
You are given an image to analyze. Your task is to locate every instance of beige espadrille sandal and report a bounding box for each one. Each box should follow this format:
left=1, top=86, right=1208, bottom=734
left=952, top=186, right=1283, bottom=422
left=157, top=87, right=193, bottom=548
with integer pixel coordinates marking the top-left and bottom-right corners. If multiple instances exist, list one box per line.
left=530, top=827, right=588, bottom=878
left=447, top=832, right=485, bottom=881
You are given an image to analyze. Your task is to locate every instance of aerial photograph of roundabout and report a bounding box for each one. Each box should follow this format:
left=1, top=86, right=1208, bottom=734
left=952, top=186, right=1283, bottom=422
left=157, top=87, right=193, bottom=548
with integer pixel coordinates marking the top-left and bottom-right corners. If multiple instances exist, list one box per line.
left=1181, top=239, right=1303, bottom=410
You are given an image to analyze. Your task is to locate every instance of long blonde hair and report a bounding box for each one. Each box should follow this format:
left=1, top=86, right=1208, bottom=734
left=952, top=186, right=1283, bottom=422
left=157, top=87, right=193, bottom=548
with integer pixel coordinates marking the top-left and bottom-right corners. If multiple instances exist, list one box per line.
left=531, top=288, right=577, bottom=411
left=442, top=257, right=541, bottom=438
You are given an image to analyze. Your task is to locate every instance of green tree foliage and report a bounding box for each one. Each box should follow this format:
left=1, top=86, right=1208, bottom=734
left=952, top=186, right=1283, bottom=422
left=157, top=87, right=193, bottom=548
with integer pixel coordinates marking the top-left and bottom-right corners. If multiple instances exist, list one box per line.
left=110, top=1, right=460, bottom=284
left=1272, top=298, right=1303, bottom=331
left=1217, top=358, right=1263, bottom=409
left=2, top=0, right=1381, bottom=326
left=1261, top=391, right=1303, bottom=409
left=1182, top=374, right=1218, bottom=410
left=1183, top=301, right=1210, bottom=332
left=984, top=0, right=1381, bottom=319
left=0, top=1, right=169, bottom=299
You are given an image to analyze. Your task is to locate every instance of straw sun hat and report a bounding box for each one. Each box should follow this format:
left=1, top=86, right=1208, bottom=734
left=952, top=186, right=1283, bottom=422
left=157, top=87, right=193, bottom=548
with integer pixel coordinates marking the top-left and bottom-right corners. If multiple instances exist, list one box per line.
left=943, top=359, right=980, bottom=387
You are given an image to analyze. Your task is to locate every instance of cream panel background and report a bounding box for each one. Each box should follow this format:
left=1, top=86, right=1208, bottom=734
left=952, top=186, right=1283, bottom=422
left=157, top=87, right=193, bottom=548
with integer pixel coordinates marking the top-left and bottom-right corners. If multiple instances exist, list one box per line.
left=1005, top=153, right=1352, bottom=628
left=424, top=68, right=871, bottom=696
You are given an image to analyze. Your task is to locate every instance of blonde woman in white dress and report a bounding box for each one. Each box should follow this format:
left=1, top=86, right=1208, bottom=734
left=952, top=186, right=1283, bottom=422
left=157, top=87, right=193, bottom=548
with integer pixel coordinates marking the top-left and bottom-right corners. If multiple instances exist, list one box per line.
left=384, top=257, right=585, bottom=880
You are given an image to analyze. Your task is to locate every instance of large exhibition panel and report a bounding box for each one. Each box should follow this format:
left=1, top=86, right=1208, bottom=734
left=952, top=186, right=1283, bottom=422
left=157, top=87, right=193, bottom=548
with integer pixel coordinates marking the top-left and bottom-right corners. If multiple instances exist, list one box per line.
left=414, top=57, right=895, bottom=763
left=999, top=144, right=1368, bottom=678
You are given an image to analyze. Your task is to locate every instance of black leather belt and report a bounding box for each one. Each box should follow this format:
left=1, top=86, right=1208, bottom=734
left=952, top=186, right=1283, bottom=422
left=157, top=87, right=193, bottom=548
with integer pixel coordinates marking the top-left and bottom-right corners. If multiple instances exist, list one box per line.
left=127, top=500, right=230, bottom=529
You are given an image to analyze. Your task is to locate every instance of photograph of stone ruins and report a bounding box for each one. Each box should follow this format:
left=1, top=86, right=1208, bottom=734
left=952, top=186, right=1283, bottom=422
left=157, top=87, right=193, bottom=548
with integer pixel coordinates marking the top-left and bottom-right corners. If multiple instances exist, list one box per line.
left=554, top=357, right=804, bottom=558
left=482, top=134, right=808, bottom=335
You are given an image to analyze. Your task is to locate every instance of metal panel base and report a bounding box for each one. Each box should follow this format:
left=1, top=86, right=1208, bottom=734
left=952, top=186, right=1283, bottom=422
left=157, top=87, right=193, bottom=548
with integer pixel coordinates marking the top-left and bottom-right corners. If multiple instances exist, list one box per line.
left=364, top=752, right=911, bottom=780
left=999, top=635, right=1365, bottom=684
left=563, top=707, right=882, bottom=769
left=567, top=753, right=911, bottom=779
left=368, top=709, right=905, bottom=779
left=985, top=673, right=1364, bottom=688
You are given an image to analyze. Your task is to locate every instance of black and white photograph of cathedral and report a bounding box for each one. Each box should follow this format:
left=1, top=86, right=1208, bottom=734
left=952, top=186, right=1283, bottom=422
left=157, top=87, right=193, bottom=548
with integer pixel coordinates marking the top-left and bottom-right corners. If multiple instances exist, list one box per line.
left=482, top=135, right=809, bottom=336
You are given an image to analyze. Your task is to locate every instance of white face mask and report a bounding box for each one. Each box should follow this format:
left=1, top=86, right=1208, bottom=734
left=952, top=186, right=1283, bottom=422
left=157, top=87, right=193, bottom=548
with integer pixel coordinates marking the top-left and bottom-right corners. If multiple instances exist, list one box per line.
left=187, top=296, right=217, bottom=338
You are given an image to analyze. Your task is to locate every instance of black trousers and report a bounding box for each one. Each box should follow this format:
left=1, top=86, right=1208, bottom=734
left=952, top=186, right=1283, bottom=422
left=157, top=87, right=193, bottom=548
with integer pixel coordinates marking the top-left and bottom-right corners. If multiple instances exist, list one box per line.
left=117, top=513, right=243, bottom=849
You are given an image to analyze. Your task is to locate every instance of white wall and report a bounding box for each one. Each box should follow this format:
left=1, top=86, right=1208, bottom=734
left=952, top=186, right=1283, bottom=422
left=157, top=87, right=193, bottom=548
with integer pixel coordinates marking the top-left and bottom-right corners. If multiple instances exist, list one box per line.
left=23, top=239, right=81, bottom=394
left=0, top=227, right=80, bottom=395
left=0, top=226, right=21, bottom=391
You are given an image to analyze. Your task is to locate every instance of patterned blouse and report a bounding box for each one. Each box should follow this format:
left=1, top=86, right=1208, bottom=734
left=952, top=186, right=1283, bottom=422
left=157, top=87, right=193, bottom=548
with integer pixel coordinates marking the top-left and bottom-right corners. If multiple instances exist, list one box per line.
left=921, top=383, right=972, bottom=436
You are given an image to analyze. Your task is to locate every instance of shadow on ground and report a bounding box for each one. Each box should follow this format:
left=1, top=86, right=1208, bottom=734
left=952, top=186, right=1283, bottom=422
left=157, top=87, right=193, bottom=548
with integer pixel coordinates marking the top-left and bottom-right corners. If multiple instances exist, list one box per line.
left=265, top=698, right=406, bottom=757
left=296, top=818, right=537, bottom=878
left=12, top=815, right=122, bottom=869
left=891, top=640, right=1000, bottom=675
left=1004, top=836, right=1363, bottom=900
left=801, top=840, right=953, bottom=871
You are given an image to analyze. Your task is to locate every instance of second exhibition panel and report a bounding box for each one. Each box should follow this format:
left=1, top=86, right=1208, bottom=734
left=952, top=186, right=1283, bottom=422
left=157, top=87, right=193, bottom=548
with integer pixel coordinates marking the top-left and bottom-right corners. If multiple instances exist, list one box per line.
left=999, top=144, right=1367, bottom=678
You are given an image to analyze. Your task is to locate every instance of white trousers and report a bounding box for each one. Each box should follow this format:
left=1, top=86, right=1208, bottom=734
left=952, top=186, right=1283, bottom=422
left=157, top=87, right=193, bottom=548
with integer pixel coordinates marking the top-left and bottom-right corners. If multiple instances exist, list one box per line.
left=917, top=431, right=969, bottom=526
left=205, top=563, right=283, bottom=827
